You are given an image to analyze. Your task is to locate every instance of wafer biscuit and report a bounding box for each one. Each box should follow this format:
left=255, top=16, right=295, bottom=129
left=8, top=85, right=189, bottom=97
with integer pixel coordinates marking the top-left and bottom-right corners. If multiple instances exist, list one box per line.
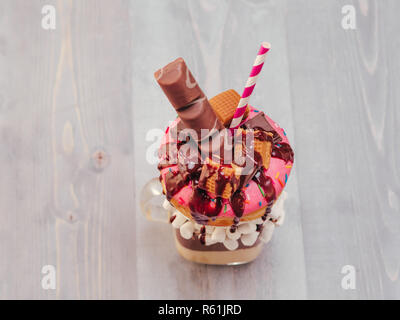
left=234, top=128, right=272, bottom=170
left=253, top=131, right=272, bottom=169
left=199, top=159, right=236, bottom=199
left=210, top=90, right=249, bottom=127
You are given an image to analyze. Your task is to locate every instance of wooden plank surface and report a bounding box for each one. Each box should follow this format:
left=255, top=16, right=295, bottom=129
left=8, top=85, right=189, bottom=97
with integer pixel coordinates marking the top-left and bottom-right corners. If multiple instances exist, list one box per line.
left=286, top=0, right=400, bottom=299
left=0, top=0, right=137, bottom=299
left=0, top=0, right=399, bottom=299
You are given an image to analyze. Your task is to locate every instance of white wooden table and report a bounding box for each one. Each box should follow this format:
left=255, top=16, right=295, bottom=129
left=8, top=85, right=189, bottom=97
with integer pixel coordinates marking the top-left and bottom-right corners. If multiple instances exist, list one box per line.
left=0, top=0, right=398, bottom=299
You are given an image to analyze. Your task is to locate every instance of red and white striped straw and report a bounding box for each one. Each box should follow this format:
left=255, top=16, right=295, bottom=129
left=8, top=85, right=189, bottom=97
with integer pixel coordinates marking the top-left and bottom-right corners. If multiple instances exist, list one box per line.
left=230, top=42, right=271, bottom=129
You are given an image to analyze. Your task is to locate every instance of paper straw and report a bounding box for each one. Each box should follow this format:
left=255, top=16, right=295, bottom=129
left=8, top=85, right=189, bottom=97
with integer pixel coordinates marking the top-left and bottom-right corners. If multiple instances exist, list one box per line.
left=230, top=42, right=270, bottom=129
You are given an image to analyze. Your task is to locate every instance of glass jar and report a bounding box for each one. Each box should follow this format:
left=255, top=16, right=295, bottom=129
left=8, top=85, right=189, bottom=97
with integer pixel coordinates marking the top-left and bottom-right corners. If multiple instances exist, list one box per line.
left=140, top=178, right=274, bottom=265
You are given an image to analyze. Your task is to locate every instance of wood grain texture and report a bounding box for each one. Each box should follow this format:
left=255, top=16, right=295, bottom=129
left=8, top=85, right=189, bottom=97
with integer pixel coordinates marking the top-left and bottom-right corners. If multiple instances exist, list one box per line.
left=0, top=0, right=136, bottom=299
left=286, top=0, right=400, bottom=299
left=132, top=0, right=306, bottom=300
left=0, top=0, right=399, bottom=299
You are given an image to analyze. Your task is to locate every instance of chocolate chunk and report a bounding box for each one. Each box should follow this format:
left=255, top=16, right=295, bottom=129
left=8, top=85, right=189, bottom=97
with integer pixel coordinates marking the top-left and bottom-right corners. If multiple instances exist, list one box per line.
left=241, top=112, right=282, bottom=143
left=164, top=170, right=189, bottom=200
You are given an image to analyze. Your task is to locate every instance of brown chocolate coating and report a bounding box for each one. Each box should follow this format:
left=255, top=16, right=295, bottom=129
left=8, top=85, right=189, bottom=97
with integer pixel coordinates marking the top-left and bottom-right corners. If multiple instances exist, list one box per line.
left=154, top=58, right=202, bottom=109
left=155, top=58, right=223, bottom=137
left=241, top=112, right=282, bottom=143
left=177, top=98, right=222, bottom=137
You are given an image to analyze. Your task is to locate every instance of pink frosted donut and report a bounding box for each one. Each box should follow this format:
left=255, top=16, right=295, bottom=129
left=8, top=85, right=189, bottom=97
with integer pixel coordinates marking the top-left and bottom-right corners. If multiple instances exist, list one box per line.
left=158, top=106, right=294, bottom=227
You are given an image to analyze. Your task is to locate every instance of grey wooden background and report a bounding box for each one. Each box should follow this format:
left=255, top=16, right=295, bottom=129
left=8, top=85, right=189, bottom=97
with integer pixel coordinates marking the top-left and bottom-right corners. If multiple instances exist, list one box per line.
left=0, top=0, right=398, bottom=299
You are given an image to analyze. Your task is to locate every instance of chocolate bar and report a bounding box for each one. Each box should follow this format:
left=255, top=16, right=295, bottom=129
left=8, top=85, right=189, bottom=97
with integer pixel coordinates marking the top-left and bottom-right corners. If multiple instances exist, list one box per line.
left=155, top=58, right=223, bottom=138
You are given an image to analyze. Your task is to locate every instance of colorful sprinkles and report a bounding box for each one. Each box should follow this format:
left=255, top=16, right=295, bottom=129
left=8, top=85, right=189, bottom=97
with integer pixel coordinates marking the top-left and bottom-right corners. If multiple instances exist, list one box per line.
left=257, top=184, right=265, bottom=197
left=178, top=197, right=184, bottom=205
left=224, top=204, right=227, bottom=213
left=285, top=173, right=288, bottom=184
left=258, top=201, right=262, bottom=207
left=278, top=179, right=284, bottom=187
left=275, top=172, right=280, bottom=179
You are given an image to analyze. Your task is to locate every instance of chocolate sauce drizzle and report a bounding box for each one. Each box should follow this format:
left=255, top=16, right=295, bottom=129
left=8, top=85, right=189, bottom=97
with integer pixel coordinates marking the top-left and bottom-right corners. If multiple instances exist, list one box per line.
left=252, top=170, right=276, bottom=205
left=253, top=130, right=273, bottom=143
left=271, top=142, right=294, bottom=163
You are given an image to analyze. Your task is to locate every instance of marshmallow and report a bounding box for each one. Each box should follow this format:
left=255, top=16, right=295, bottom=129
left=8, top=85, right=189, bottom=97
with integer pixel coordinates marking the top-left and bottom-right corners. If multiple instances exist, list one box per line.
left=204, top=234, right=218, bottom=246
left=205, top=225, right=215, bottom=234
left=162, top=199, right=173, bottom=211
left=194, top=224, right=215, bottom=233
left=269, top=191, right=287, bottom=221
left=226, top=227, right=240, bottom=240
left=260, top=221, right=275, bottom=243
left=211, top=227, right=226, bottom=243
left=238, top=223, right=256, bottom=234
left=223, top=239, right=239, bottom=251
left=252, top=217, right=264, bottom=225
left=171, top=211, right=188, bottom=229
left=268, top=208, right=281, bottom=221
left=241, top=232, right=258, bottom=246
left=274, top=209, right=285, bottom=227
left=180, top=221, right=195, bottom=240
